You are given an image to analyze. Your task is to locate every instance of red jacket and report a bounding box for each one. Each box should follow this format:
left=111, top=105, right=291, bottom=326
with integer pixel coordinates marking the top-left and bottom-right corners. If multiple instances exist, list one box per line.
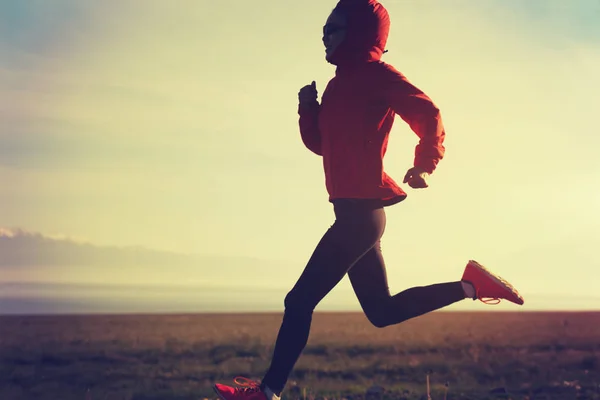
left=299, top=0, right=446, bottom=206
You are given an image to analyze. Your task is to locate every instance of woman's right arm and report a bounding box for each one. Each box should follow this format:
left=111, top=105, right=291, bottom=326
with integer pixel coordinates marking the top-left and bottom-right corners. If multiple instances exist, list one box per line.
left=298, top=81, right=322, bottom=156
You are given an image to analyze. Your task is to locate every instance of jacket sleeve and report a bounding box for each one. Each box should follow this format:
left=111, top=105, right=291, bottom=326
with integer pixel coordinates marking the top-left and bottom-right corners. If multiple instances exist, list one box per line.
left=298, top=100, right=322, bottom=156
left=380, top=67, right=445, bottom=174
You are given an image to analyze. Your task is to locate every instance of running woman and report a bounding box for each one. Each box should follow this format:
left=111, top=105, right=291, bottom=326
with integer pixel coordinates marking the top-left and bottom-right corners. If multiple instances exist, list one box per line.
left=214, top=1, right=524, bottom=399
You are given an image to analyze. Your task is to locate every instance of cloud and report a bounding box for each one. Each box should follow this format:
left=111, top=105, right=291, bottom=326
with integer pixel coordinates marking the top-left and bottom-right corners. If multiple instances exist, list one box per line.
left=0, top=229, right=303, bottom=314
left=0, top=227, right=298, bottom=287
left=0, top=129, right=168, bottom=170
left=0, top=227, right=169, bottom=268
left=0, top=0, right=100, bottom=61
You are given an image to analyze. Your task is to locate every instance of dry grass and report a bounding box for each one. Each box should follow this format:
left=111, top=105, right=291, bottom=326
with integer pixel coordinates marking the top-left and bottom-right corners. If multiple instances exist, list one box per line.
left=1, top=311, right=599, bottom=399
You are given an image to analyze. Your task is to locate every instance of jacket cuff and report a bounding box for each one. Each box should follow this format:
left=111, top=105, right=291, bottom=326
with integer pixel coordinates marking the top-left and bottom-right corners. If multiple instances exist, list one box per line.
left=298, top=100, right=319, bottom=115
left=414, top=158, right=438, bottom=174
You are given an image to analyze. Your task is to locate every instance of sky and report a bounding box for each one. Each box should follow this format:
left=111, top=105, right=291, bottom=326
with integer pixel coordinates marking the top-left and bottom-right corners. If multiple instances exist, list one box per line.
left=1, top=0, right=599, bottom=314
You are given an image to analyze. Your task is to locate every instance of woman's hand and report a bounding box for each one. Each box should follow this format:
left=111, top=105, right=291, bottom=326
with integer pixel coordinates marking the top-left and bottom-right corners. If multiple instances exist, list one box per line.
left=403, top=166, right=429, bottom=189
left=298, top=81, right=318, bottom=106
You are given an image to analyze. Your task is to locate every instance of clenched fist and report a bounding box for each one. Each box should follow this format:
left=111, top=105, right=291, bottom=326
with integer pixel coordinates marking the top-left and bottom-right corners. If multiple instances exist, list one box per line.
left=298, top=81, right=318, bottom=106
left=403, top=166, right=429, bottom=189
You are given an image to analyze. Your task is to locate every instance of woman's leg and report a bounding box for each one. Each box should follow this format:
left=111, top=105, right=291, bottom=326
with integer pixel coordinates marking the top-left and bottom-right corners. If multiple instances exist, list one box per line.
left=260, top=200, right=386, bottom=394
left=348, top=242, right=467, bottom=328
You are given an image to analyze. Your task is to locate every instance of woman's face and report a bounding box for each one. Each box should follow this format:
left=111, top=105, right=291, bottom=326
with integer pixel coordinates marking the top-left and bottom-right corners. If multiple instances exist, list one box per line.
left=323, top=10, right=347, bottom=62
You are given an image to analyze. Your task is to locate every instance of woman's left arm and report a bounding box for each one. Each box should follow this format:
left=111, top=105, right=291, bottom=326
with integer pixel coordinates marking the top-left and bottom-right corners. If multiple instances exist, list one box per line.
left=380, top=66, right=446, bottom=175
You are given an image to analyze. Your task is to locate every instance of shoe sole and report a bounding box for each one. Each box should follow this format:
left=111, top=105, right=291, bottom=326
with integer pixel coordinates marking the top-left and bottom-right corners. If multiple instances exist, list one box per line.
left=213, top=385, right=228, bottom=400
left=469, top=260, right=524, bottom=305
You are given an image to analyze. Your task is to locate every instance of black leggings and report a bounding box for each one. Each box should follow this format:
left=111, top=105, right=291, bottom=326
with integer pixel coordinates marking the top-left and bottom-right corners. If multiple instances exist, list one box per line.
left=261, top=199, right=465, bottom=393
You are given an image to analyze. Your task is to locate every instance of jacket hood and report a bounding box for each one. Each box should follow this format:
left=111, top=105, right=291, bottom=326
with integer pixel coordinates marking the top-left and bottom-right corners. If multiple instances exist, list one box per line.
left=329, top=0, right=390, bottom=66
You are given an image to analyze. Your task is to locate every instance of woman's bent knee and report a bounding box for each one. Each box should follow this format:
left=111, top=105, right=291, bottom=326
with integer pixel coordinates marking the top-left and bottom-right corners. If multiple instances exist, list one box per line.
left=365, top=307, right=415, bottom=328
left=363, top=308, right=390, bottom=328
left=284, top=289, right=316, bottom=317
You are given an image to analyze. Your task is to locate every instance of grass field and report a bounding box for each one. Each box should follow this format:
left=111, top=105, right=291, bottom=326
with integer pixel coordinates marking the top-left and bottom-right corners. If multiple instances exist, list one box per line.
left=1, top=311, right=599, bottom=400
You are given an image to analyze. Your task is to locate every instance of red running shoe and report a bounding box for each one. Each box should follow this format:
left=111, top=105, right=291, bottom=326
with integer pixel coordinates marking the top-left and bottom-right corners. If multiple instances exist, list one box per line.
left=462, top=260, right=524, bottom=305
left=214, top=377, right=279, bottom=400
